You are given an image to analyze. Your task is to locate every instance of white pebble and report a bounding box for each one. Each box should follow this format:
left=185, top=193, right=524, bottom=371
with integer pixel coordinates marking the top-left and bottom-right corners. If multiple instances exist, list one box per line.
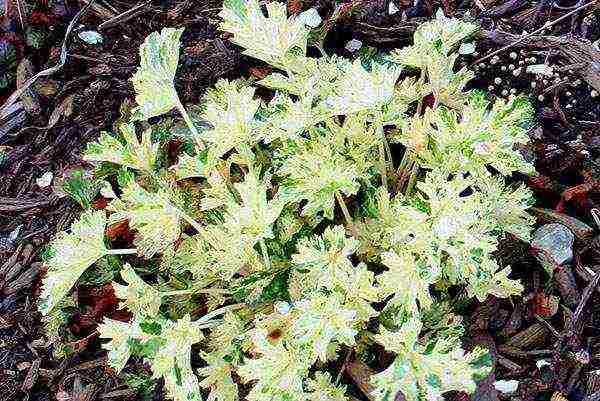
left=592, top=90, right=599, bottom=97
left=510, top=88, right=517, bottom=94
left=488, top=85, right=495, bottom=91
left=538, top=94, right=545, bottom=101
left=501, top=66, right=507, bottom=71
left=508, top=64, right=515, bottom=71
left=494, top=77, right=502, bottom=85
left=36, top=171, right=53, bottom=188
left=509, top=52, right=518, bottom=59
left=502, top=89, right=509, bottom=96
left=531, top=81, right=537, bottom=88
left=345, top=39, right=363, bottom=52
left=512, top=68, right=522, bottom=76
left=494, top=380, right=519, bottom=394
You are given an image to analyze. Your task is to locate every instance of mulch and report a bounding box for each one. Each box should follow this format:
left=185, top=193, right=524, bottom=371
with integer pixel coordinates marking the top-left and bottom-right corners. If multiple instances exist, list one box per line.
left=2, top=0, right=600, bottom=400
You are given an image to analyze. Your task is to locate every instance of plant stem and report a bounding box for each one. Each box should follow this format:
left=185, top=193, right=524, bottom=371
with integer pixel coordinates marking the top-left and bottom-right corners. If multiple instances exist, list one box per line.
left=378, top=142, right=388, bottom=191
left=259, top=239, right=272, bottom=271
left=175, top=96, right=200, bottom=138
left=161, top=288, right=230, bottom=297
left=196, top=303, right=244, bottom=324
left=335, top=191, right=359, bottom=238
left=405, top=161, right=420, bottom=195
left=177, top=208, right=205, bottom=235
left=106, top=248, right=137, bottom=255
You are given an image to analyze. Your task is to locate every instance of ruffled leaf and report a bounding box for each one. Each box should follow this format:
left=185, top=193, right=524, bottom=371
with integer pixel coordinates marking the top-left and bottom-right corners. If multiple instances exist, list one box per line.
left=39, top=210, right=108, bottom=315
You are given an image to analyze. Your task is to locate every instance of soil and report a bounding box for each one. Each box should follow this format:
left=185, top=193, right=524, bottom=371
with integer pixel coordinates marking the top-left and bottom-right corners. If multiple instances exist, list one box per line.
left=2, top=1, right=600, bottom=401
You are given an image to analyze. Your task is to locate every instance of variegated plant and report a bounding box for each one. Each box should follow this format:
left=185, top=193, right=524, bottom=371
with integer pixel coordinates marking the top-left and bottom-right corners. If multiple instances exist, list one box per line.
left=39, top=2, right=536, bottom=401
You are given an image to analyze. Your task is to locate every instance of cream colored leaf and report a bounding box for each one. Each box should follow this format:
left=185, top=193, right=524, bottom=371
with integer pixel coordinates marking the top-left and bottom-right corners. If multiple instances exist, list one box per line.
left=39, top=210, right=108, bottom=315
left=131, top=27, right=183, bottom=120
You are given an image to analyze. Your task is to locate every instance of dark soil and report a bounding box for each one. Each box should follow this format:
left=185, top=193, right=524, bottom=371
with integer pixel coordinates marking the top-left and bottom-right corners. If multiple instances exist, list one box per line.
left=2, top=0, right=600, bottom=400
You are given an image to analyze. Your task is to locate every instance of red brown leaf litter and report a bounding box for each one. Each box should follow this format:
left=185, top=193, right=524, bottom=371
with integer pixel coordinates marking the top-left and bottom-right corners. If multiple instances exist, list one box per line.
left=3, top=1, right=600, bottom=401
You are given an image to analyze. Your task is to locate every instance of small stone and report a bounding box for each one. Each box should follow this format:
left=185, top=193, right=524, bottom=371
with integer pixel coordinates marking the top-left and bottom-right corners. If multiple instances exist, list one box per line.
left=501, top=89, right=509, bottom=96
left=532, top=223, right=575, bottom=267
left=509, top=64, right=516, bottom=71
left=531, top=81, right=537, bottom=88
left=538, top=94, right=545, bottom=101
left=78, top=30, right=103, bottom=45
left=536, top=359, right=551, bottom=369
left=512, top=68, right=522, bottom=76
left=494, top=77, right=502, bottom=84
left=510, top=88, right=517, bottom=94
left=488, top=85, right=495, bottom=92
left=388, top=1, right=400, bottom=15
left=345, top=39, right=362, bottom=52
left=509, top=52, right=518, bottom=59
left=494, top=380, right=519, bottom=394
left=36, top=171, right=53, bottom=188
left=592, top=90, right=599, bottom=98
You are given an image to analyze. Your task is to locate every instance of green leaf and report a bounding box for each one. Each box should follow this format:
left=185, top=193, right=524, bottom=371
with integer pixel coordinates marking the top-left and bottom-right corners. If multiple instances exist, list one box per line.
left=325, top=59, right=401, bottom=115
left=98, top=317, right=146, bottom=373
left=84, top=124, right=159, bottom=172
left=378, top=250, right=435, bottom=314
left=371, top=318, right=492, bottom=401
left=291, top=225, right=359, bottom=293
left=238, top=329, right=311, bottom=401
left=108, top=182, right=181, bottom=258
left=290, top=293, right=357, bottom=363
left=113, top=263, right=162, bottom=318
left=198, top=351, right=239, bottom=401
left=219, top=0, right=309, bottom=69
left=306, top=372, right=349, bottom=401
left=131, top=28, right=184, bottom=120
left=39, top=210, right=108, bottom=315
left=150, top=316, right=204, bottom=401
left=278, top=136, right=360, bottom=220
left=199, top=80, right=262, bottom=158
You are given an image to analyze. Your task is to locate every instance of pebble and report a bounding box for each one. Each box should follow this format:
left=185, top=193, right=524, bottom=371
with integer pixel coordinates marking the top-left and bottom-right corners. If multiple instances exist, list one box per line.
left=531, top=223, right=575, bottom=267
left=494, top=380, right=519, bottom=394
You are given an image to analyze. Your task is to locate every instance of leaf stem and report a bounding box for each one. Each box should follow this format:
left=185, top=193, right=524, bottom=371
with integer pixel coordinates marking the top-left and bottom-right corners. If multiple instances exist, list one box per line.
left=378, top=142, right=388, bottom=191
left=259, top=239, right=272, bottom=271
left=335, top=190, right=359, bottom=238
left=196, top=303, right=244, bottom=324
left=175, top=96, right=200, bottom=138
left=177, top=208, right=205, bottom=235
left=161, top=287, right=230, bottom=297
left=106, top=248, right=137, bottom=255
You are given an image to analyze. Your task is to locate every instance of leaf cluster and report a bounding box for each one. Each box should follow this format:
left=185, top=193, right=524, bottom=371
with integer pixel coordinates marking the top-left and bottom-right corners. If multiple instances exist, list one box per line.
left=39, top=3, right=537, bottom=401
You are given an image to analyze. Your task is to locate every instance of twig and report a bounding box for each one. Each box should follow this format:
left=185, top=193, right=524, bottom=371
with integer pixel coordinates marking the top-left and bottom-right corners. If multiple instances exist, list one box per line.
left=0, top=0, right=96, bottom=117
left=568, top=271, right=600, bottom=334
left=471, top=0, right=598, bottom=66
left=98, top=1, right=151, bottom=31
